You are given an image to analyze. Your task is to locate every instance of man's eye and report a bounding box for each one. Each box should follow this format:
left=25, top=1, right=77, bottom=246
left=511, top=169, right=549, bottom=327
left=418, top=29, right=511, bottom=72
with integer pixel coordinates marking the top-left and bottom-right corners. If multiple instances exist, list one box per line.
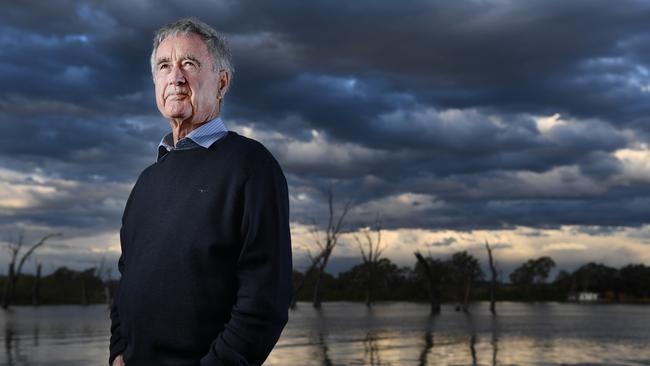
left=183, top=61, right=196, bottom=68
left=159, top=64, right=169, bottom=70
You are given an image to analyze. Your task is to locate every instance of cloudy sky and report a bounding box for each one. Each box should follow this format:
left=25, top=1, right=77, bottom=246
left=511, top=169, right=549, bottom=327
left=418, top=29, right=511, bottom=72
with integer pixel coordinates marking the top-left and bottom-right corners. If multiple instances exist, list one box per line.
left=2, top=0, right=650, bottom=278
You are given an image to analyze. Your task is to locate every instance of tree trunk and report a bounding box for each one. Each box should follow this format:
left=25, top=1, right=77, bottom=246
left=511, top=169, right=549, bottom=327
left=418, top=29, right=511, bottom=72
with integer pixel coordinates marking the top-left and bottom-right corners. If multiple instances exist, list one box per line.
left=290, top=277, right=306, bottom=310
left=489, top=281, right=496, bottom=315
left=312, top=251, right=332, bottom=309
left=312, top=267, right=323, bottom=309
left=291, top=257, right=321, bottom=309
left=462, top=276, right=471, bottom=313
left=365, top=263, right=374, bottom=308
left=32, top=263, right=41, bottom=306
left=2, top=263, right=16, bottom=310
left=485, top=241, right=498, bottom=315
left=414, top=252, right=441, bottom=314
left=428, top=281, right=440, bottom=314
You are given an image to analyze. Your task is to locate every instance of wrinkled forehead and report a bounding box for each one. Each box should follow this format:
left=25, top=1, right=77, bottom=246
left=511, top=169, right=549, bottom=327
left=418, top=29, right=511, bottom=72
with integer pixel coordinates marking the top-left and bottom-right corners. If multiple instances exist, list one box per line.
left=155, top=33, right=211, bottom=61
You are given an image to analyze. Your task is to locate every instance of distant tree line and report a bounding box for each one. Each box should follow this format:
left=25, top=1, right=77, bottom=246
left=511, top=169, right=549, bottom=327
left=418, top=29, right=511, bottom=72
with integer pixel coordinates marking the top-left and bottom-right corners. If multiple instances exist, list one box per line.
left=0, top=266, right=114, bottom=306
left=1, top=256, right=648, bottom=306
left=1, top=230, right=115, bottom=309
left=292, top=255, right=650, bottom=305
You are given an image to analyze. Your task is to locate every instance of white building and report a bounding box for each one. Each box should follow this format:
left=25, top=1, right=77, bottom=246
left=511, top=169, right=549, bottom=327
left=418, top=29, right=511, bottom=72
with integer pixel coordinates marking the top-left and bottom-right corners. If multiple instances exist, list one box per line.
left=568, top=291, right=600, bottom=302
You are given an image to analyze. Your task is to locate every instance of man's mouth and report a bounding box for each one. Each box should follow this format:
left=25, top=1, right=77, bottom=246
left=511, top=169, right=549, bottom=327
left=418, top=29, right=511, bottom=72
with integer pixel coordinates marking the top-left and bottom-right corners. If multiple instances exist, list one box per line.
left=165, top=90, right=190, bottom=101
left=167, top=94, right=188, bottom=100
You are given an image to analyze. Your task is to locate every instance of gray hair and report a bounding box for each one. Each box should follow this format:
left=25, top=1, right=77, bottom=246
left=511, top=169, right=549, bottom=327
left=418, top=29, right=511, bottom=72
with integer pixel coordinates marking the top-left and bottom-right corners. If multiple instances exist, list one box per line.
left=150, top=18, right=234, bottom=82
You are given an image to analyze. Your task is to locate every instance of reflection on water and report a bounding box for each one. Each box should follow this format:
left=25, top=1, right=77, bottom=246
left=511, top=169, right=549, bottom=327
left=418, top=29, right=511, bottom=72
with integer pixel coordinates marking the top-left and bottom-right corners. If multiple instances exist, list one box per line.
left=417, top=314, right=434, bottom=366
left=266, top=302, right=650, bottom=365
left=1, top=302, right=650, bottom=365
left=1, top=305, right=110, bottom=366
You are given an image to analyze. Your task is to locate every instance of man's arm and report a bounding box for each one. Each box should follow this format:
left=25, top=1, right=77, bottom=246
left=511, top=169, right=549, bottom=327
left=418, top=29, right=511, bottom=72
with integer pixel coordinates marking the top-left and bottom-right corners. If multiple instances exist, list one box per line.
left=200, top=154, right=293, bottom=366
left=109, top=253, right=127, bottom=366
left=109, top=188, right=135, bottom=366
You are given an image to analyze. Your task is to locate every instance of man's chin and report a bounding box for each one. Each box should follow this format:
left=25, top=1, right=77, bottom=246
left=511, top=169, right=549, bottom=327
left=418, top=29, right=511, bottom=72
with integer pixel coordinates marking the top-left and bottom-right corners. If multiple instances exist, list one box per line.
left=164, top=109, right=191, bottom=121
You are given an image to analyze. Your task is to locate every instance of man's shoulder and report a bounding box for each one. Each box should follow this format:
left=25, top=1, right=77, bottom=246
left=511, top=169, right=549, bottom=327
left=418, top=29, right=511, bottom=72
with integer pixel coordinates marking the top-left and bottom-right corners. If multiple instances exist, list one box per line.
left=220, top=131, right=282, bottom=167
left=221, top=131, right=283, bottom=179
left=221, top=131, right=269, bottom=154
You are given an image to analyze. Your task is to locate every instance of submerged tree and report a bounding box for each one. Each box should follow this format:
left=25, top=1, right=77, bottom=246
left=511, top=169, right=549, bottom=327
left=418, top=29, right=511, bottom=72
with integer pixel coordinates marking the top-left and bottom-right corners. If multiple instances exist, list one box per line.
left=290, top=249, right=326, bottom=309
left=311, top=183, right=352, bottom=308
left=2, top=231, right=62, bottom=310
left=413, top=252, right=448, bottom=314
left=485, top=241, right=499, bottom=315
left=449, top=251, right=484, bottom=313
left=353, top=219, right=385, bottom=308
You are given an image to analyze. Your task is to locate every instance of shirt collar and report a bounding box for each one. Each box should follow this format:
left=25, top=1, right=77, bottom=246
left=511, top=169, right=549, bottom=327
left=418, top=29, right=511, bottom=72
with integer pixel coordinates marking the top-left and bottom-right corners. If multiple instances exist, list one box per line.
left=157, top=117, right=228, bottom=160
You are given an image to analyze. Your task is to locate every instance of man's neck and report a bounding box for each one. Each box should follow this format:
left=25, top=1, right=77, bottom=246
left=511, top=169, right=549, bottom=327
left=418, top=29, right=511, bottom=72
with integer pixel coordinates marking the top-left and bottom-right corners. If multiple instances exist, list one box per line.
left=169, top=115, right=219, bottom=145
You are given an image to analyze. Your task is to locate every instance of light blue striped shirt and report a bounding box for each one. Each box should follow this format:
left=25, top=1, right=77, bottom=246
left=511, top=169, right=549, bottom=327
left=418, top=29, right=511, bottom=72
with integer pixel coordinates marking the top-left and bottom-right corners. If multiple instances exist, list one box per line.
left=157, top=117, right=228, bottom=161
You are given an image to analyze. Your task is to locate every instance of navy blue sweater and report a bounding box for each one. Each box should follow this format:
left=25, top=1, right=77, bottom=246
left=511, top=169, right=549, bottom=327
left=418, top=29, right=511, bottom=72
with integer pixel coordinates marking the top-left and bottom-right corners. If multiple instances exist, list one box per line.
left=109, top=131, right=293, bottom=366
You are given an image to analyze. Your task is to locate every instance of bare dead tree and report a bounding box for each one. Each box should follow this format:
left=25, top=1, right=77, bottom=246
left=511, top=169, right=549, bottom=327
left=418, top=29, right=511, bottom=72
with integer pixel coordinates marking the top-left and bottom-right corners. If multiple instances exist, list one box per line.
left=353, top=219, right=385, bottom=308
left=311, top=183, right=352, bottom=308
left=485, top=240, right=498, bottom=315
left=290, top=249, right=327, bottom=309
left=414, top=251, right=442, bottom=314
left=2, top=231, right=62, bottom=309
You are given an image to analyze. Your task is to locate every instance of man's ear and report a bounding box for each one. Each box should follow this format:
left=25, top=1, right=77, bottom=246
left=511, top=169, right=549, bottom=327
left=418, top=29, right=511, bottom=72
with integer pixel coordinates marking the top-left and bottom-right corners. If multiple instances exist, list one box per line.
left=217, top=70, right=230, bottom=99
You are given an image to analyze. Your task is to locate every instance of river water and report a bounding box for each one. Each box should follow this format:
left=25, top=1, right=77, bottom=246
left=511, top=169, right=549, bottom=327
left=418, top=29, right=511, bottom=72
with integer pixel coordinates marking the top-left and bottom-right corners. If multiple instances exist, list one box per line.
left=1, top=301, right=649, bottom=365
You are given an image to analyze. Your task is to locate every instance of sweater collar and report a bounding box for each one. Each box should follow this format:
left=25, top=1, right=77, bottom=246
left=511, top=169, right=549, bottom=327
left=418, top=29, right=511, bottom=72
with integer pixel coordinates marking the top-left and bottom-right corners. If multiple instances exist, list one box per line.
left=157, top=117, right=228, bottom=161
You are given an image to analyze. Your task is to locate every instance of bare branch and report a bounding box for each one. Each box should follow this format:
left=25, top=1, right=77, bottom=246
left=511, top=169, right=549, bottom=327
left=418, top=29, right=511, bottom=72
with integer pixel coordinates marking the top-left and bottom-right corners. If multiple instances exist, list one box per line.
left=333, top=199, right=353, bottom=238
left=16, top=232, right=62, bottom=277
left=308, top=183, right=354, bottom=308
left=353, top=233, right=369, bottom=263
left=327, top=182, right=334, bottom=238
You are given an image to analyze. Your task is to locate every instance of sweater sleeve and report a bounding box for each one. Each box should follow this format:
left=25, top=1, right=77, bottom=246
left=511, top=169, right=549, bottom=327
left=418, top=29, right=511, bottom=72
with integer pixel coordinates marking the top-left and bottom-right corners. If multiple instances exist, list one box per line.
left=109, top=187, right=135, bottom=366
left=200, top=155, right=293, bottom=366
left=108, top=252, right=127, bottom=366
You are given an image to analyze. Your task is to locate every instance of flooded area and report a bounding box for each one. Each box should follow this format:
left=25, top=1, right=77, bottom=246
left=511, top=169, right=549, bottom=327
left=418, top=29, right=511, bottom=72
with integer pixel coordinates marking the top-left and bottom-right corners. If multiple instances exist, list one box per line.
left=2, top=302, right=649, bottom=365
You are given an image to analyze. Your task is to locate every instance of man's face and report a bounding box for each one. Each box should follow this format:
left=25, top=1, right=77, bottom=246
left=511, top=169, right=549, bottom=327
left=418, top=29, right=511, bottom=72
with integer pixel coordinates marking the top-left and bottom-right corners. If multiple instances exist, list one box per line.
left=153, top=33, right=220, bottom=124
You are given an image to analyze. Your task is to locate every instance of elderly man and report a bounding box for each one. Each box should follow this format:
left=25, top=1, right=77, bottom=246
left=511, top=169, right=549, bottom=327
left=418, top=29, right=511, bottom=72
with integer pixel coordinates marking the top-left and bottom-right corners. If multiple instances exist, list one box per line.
left=109, top=18, right=293, bottom=366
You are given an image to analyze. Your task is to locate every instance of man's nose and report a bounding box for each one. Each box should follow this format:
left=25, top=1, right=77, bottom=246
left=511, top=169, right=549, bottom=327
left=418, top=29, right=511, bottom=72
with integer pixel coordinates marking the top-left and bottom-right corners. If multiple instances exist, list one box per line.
left=168, top=65, right=186, bottom=85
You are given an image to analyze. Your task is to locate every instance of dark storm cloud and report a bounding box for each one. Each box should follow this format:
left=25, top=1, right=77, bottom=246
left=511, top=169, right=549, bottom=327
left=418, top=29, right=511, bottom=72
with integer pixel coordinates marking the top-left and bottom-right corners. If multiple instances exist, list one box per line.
left=221, top=0, right=650, bottom=125
left=1, top=0, right=650, bottom=256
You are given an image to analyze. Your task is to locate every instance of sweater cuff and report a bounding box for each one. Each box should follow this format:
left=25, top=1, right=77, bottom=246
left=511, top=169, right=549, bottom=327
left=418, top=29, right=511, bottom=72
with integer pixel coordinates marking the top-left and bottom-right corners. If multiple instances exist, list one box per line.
left=108, top=338, right=126, bottom=366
